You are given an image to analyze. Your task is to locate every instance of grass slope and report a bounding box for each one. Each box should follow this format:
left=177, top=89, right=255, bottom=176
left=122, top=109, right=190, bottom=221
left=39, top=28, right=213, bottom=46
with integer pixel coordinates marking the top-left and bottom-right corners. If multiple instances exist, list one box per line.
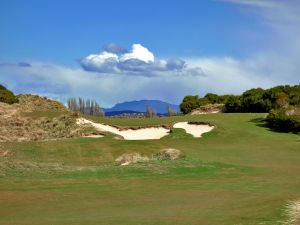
left=0, top=113, right=300, bottom=225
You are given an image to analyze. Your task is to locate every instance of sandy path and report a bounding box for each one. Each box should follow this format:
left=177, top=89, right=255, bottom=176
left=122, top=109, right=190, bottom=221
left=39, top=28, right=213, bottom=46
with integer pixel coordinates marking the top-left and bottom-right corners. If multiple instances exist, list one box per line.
left=77, top=118, right=170, bottom=140
left=173, top=122, right=214, bottom=137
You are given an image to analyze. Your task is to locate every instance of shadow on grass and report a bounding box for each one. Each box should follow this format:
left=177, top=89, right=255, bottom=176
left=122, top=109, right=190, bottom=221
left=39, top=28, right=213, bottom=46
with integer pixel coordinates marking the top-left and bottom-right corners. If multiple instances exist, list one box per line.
left=249, top=118, right=269, bottom=128
left=249, top=117, right=298, bottom=134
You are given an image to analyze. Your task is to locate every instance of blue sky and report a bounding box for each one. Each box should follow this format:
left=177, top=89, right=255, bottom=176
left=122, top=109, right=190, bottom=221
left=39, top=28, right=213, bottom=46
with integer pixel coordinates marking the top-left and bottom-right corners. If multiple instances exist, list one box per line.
left=0, top=0, right=299, bottom=107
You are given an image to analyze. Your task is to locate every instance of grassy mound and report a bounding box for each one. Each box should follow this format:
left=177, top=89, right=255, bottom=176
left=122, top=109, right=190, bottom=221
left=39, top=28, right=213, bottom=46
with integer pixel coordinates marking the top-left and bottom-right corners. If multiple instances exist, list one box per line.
left=0, top=94, right=101, bottom=141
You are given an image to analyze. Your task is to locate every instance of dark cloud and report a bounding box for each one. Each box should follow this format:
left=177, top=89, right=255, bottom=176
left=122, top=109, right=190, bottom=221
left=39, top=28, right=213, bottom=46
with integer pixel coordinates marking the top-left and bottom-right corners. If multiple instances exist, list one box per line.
left=0, top=62, right=32, bottom=67
left=103, top=43, right=128, bottom=54
left=117, top=59, right=149, bottom=72
left=165, top=59, right=186, bottom=71
left=18, top=62, right=31, bottom=67
left=81, top=57, right=119, bottom=73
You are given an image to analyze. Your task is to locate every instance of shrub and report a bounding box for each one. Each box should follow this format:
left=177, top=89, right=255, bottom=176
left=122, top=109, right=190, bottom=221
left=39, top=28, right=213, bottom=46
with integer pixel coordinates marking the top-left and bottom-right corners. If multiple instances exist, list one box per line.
left=154, top=148, right=183, bottom=160
left=180, top=84, right=300, bottom=114
left=266, top=109, right=300, bottom=133
left=115, top=153, right=149, bottom=165
left=180, top=95, right=200, bottom=114
left=0, top=84, right=19, bottom=104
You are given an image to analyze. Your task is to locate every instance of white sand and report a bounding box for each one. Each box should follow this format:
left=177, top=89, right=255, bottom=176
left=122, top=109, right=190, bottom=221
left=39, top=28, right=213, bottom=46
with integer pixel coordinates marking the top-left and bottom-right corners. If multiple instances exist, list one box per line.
left=77, top=118, right=214, bottom=140
left=173, top=122, right=214, bottom=137
left=77, top=118, right=170, bottom=140
left=83, top=135, right=104, bottom=138
left=191, top=110, right=220, bottom=115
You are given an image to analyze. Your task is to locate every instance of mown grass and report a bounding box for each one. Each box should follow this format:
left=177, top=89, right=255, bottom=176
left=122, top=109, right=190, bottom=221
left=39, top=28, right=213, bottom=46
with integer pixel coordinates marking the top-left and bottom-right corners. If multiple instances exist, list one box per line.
left=0, top=113, right=299, bottom=225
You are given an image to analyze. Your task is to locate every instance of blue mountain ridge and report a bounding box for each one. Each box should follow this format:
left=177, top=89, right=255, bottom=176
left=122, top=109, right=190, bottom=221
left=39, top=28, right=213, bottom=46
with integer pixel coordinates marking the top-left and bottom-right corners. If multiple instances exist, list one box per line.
left=103, top=100, right=180, bottom=115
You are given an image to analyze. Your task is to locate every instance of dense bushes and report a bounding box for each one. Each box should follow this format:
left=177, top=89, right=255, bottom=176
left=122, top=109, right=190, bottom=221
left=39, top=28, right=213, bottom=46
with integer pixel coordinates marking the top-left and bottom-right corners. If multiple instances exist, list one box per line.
left=0, top=84, right=19, bottom=104
left=225, top=85, right=300, bottom=113
left=180, top=84, right=300, bottom=133
left=180, top=84, right=300, bottom=114
left=180, top=95, right=201, bottom=114
left=266, top=109, right=300, bottom=133
left=180, top=93, right=230, bottom=114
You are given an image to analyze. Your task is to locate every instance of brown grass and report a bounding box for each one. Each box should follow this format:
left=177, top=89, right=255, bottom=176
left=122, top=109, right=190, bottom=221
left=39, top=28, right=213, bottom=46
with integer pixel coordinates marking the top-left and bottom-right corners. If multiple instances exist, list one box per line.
left=0, top=97, right=101, bottom=141
left=154, top=148, right=183, bottom=160
left=115, top=153, right=150, bottom=165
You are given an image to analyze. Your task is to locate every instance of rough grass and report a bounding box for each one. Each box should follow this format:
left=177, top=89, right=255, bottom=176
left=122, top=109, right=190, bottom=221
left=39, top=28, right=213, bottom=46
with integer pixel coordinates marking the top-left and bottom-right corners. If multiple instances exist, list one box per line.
left=0, top=113, right=300, bottom=225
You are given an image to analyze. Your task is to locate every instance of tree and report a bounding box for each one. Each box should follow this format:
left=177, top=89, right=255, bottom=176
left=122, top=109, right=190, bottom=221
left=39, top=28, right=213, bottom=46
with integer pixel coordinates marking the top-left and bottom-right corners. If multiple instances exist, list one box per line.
left=180, top=95, right=200, bottom=114
left=275, top=92, right=289, bottom=108
left=166, top=104, right=177, bottom=116
left=241, top=88, right=267, bottom=112
left=67, top=97, right=104, bottom=117
left=67, top=98, right=77, bottom=111
left=224, top=95, right=242, bottom=112
left=204, top=93, right=220, bottom=104
left=145, top=104, right=155, bottom=118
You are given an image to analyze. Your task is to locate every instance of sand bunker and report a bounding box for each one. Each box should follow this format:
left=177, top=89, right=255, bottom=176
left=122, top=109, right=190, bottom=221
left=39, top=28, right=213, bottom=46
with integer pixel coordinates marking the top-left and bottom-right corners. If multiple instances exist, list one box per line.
left=83, top=134, right=104, bottom=138
left=77, top=118, right=170, bottom=140
left=173, top=122, right=214, bottom=137
left=285, top=199, right=300, bottom=225
left=77, top=118, right=214, bottom=140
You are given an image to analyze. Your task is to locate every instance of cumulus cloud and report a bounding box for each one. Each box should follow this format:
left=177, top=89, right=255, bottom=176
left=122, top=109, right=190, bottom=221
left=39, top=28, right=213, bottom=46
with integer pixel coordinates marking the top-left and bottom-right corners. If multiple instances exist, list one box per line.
left=80, top=51, right=119, bottom=73
left=80, top=43, right=186, bottom=75
left=120, top=44, right=154, bottom=63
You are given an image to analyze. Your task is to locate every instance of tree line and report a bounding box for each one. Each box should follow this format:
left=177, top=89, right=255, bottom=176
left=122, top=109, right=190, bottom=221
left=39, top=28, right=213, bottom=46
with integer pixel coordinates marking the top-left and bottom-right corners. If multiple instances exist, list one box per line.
left=145, top=104, right=177, bottom=118
left=180, top=84, right=300, bottom=133
left=67, top=97, right=104, bottom=116
left=180, top=85, right=300, bottom=114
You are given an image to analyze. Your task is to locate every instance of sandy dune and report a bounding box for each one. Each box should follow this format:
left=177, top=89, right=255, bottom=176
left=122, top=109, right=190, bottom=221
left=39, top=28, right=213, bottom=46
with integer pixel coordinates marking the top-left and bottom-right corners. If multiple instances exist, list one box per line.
left=77, top=118, right=214, bottom=140
left=173, top=122, right=214, bottom=137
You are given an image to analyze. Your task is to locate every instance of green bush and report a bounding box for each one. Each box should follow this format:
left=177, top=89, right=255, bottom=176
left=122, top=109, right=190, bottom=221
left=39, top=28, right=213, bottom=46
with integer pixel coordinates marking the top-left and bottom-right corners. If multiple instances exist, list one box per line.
left=224, top=95, right=242, bottom=112
left=0, top=84, right=19, bottom=104
left=180, top=95, right=200, bottom=114
left=266, top=109, right=300, bottom=133
left=180, top=84, right=300, bottom=114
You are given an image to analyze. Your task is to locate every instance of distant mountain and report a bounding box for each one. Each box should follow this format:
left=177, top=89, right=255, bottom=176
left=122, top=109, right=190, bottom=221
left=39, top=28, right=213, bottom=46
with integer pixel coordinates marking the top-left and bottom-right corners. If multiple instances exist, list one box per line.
left=104, top=100, right=180, bottom=115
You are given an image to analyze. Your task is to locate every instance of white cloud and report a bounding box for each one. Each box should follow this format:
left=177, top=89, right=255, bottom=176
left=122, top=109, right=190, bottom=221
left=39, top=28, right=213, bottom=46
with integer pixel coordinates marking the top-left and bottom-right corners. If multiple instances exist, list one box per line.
left=120, top=44, right=154, bottom=63
left=80, top=43, right=185, bottom=75
left=85, top=51, right=118, bottom=64
left=81, top=51, right=119, bottom=73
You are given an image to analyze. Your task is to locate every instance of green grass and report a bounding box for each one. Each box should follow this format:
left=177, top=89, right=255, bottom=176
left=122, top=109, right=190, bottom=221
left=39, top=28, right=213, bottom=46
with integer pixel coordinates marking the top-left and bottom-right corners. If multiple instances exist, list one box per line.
left=0, top=113, right=300, bottom=225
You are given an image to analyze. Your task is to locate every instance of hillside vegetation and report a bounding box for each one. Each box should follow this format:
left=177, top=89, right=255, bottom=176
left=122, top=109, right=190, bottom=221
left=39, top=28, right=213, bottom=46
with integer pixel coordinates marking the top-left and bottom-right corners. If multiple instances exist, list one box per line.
left=0, top=92, right=101, bottom=142
left=180, top=84, right=300, bottom=114
left=180, top=84, right=300, bottom=133
left=0, top=84, right=18, bottom=104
